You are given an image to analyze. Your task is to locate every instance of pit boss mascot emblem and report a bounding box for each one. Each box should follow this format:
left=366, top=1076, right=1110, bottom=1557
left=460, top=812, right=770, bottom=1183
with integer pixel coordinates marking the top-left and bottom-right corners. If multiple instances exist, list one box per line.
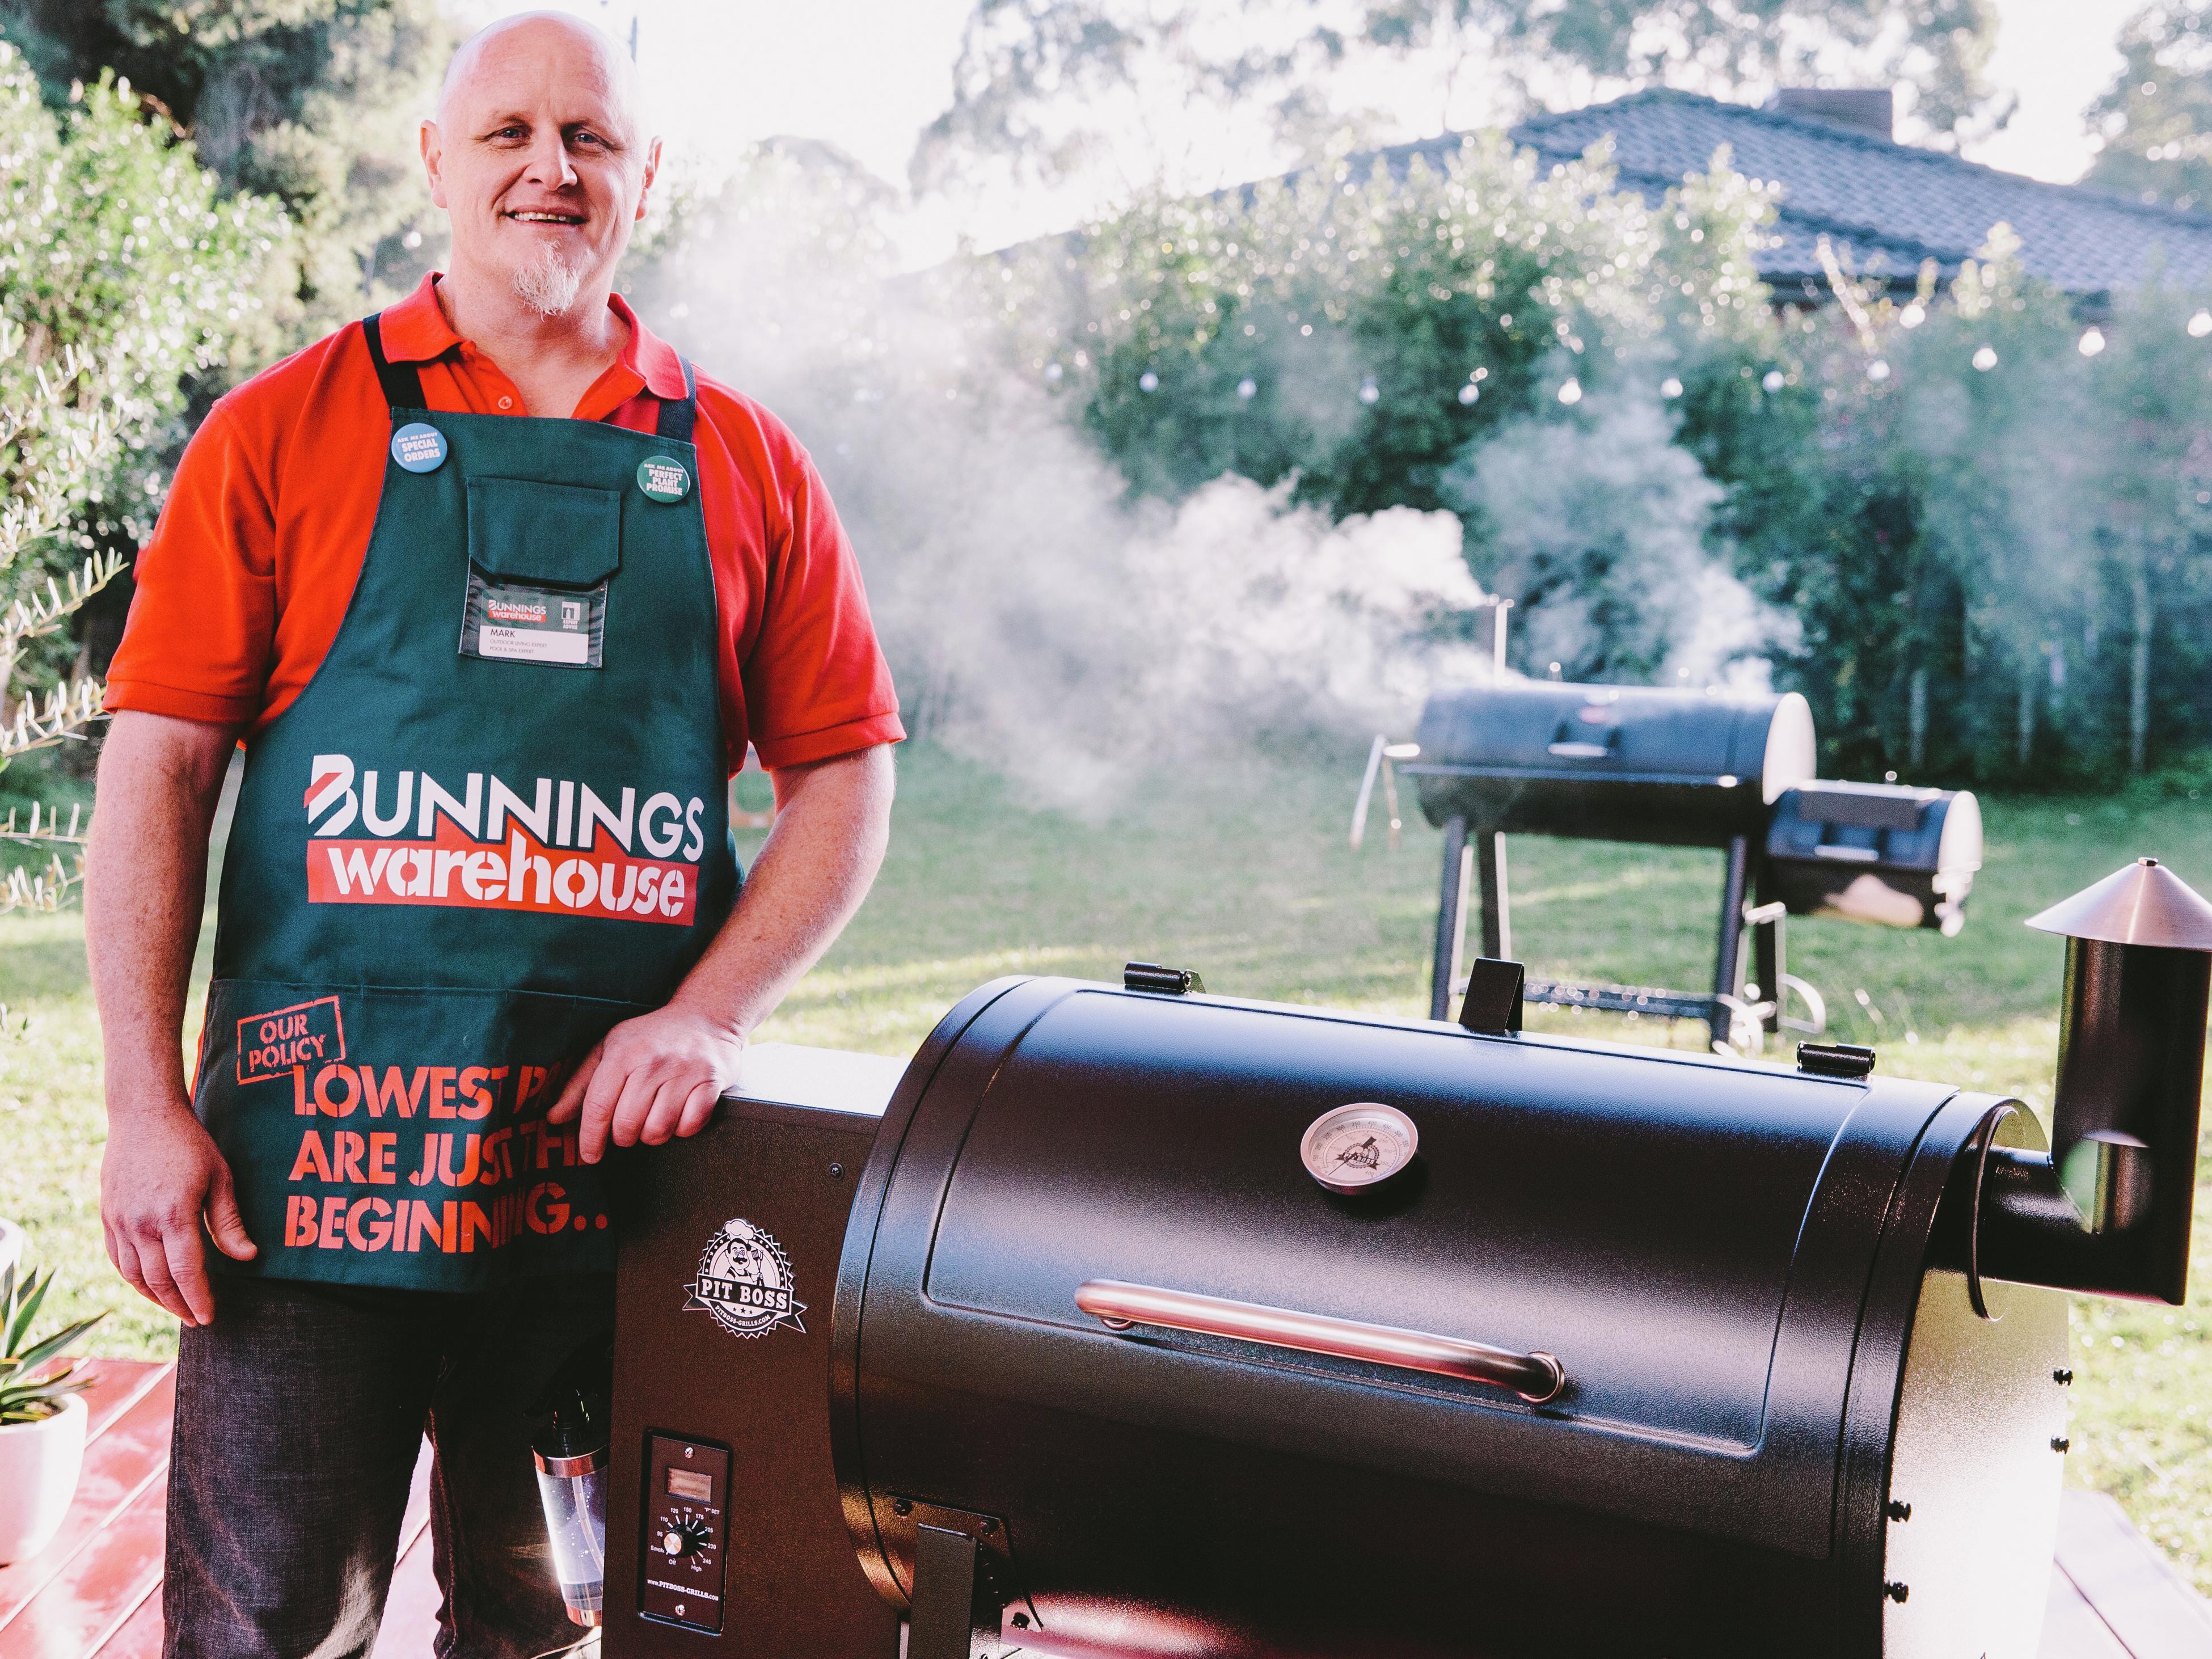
left=685, top=1218, right=806, bottom=1339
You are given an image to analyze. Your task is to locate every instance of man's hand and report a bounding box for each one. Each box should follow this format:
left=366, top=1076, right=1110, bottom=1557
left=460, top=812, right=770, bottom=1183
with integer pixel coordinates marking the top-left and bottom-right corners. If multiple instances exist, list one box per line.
left=546, top=745, right=896, bottom=1165
left=99, top=1101, right=256, bottom=1327
left=548, top=1007, right=746, bottom=1164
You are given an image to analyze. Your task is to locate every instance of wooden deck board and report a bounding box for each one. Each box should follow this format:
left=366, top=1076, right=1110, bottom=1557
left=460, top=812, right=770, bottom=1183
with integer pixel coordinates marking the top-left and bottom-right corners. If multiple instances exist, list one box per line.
left=0, top=1363, right=174, bottom=1636
left=0, top=1481, right=165, bottom=1659
left=2049, top=1491, right=2212, bottom=1659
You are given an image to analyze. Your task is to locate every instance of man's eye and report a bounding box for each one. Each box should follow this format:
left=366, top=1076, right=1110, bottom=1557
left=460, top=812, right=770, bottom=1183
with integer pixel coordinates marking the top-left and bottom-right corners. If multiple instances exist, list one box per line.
left=490, top=126, right=525, bottom=141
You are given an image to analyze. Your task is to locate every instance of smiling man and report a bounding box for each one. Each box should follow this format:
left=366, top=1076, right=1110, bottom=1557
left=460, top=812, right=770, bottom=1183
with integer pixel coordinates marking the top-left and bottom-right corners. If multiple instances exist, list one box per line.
left=85, top=12, right=901, bottom=1656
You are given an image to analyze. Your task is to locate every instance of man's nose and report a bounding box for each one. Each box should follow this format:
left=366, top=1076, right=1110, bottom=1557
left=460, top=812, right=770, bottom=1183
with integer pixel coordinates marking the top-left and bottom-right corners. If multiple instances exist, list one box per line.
left=521, top=129, right=579, bottom=189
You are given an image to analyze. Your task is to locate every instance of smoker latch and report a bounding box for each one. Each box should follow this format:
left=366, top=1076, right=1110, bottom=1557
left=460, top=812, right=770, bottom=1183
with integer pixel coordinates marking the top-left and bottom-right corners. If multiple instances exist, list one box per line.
left=1458, top=956, right=1525, bottom=1033
left=1796, top=1041, right=1876, bottom=1078
left=1125, top=961, right=1206, bottom=995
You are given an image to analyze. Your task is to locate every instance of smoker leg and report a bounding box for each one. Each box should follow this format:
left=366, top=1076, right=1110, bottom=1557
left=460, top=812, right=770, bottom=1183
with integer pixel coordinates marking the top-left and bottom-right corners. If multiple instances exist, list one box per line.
left=1711, top=836, right=1751, bottom=1049
left=909, top=1525, right=986, bottom=1659
left=1754, top=884, right=1784, bottom=1037
left=1476, top=830, right=1510, bottom=961
left=1431, top=816, right=1469, bottom=1021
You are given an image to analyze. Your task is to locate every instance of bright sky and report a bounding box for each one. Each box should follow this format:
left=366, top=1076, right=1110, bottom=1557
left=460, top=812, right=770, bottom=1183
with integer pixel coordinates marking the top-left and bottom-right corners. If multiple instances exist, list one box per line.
left=459, top=0, right=2151, bottom=205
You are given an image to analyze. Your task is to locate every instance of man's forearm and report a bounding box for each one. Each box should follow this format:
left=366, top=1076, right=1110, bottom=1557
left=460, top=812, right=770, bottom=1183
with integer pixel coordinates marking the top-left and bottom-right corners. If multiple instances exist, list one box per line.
left=86, top=711, right=238, bottom=1111
left=668, top=744, right=896, bottom=1035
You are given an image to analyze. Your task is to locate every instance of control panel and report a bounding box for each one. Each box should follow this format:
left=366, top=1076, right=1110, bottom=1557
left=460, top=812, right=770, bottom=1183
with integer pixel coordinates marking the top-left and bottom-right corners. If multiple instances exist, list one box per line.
left=641, top=1434, right=731, bottom=1632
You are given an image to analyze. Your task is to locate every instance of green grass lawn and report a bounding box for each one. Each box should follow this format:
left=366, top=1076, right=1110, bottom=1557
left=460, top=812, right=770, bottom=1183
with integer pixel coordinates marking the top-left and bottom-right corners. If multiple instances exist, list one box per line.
left=3, top=741, right=2208, bottom=1589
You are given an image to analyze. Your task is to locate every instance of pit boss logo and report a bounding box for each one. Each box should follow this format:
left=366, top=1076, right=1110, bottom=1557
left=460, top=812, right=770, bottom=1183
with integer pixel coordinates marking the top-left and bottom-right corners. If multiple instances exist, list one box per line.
left=302, top=753, right=706, bottom=926
left=684, top=1218, right=806, bottom=1339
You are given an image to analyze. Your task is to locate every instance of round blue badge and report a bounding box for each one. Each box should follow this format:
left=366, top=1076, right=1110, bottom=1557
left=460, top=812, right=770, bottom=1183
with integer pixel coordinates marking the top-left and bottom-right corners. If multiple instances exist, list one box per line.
left=391, top=423, right=449, bottom=474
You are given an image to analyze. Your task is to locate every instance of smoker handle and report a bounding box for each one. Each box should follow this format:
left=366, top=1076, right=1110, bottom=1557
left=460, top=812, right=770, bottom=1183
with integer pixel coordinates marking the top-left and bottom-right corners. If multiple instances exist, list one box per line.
left=1073, top=1280, right=1566, bottom=1404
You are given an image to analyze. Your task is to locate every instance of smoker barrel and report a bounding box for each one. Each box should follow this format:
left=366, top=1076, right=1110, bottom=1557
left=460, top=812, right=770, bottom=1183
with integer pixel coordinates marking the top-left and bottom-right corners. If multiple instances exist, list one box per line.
left=1766, top=782, right=1983, bottom=934
left=1405, top=680, right=1816, bottom=845
left=826, top=976, right=2068, bottom=1658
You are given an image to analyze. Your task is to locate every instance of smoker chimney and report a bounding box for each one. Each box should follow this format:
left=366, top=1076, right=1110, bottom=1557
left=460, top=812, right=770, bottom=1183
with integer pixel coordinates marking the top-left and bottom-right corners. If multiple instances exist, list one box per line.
left=1972, top=859, right=2212, bottom=1305
left=1769, top=87, right=1895, bottom=142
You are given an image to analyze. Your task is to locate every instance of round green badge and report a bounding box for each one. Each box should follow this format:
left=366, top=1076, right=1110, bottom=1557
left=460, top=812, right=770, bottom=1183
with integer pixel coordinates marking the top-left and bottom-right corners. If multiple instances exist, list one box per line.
left=637, top=455, right=691, bottom=503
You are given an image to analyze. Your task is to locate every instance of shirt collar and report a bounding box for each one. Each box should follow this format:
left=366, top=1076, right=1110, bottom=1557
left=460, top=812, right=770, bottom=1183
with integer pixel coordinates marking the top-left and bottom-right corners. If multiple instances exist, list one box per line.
left=378, top=273, right=689, bottom=402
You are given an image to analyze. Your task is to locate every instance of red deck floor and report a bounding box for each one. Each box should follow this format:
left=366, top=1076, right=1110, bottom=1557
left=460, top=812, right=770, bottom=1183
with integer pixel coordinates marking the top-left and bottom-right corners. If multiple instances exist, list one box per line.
left=3, top=1358, right=2207, bottom=1657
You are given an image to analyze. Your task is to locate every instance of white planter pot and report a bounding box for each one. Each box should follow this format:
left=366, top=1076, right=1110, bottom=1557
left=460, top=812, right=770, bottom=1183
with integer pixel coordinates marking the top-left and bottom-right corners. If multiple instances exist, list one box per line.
left=0, top=1391, right=87, bottom=1564
left=0, top=1217, right=23, bottom=1282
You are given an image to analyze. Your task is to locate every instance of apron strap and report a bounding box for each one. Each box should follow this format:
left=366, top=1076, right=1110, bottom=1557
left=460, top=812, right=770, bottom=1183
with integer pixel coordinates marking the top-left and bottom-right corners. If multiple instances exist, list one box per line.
left=360, top=314, right=427, bottom=412
left=655, top=358, right=697, bottom=444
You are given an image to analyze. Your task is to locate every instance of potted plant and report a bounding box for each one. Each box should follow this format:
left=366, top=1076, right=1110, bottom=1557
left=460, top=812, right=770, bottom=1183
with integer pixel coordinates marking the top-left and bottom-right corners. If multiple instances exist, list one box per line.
left=0, top=1261, right=103, bottom=1564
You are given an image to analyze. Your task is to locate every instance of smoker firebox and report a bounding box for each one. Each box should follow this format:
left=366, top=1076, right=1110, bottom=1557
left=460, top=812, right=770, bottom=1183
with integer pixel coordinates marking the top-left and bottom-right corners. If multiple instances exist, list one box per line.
left=605, top=862, right=2211, bottom=1659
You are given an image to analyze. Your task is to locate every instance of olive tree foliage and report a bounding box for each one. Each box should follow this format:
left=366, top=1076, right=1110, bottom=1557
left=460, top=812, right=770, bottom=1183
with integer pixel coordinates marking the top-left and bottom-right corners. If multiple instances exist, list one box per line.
left=913, top=0, right=2006, bottom=221
left=0, top=42, right=284, bottom=905
left=2083, top=1, right=2212, bottom=212
left=0, top=0, right=453, bottom=348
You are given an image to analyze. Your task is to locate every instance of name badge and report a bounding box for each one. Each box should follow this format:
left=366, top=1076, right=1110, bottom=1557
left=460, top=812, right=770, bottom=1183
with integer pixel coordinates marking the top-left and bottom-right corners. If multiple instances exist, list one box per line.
left=458, top=571, right=606, bottom=669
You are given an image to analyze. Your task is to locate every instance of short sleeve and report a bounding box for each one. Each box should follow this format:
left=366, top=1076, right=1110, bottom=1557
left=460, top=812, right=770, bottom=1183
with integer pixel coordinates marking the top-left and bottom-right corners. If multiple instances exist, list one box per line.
left=104, top=402, right=278, bottom=725
left=739, top=446, right=904, bottom=770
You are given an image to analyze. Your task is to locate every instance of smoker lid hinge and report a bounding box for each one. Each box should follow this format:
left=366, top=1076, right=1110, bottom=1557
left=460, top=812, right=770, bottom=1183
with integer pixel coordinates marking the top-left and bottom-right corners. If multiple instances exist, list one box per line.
left=1125, top=961, right=1206, bottom=995
left=1797, top=1040, right=1876, bottom=1078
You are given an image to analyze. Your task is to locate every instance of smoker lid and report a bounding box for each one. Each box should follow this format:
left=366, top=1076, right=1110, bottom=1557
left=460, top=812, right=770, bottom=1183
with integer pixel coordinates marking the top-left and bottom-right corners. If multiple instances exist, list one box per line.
left=2023, top=858, right=2212, bottom=951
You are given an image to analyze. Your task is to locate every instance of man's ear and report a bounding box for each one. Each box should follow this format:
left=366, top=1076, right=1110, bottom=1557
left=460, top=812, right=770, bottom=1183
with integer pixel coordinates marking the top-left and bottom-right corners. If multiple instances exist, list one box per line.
left=421, top=119, right=449, bottom=210
left=634, top=136, right=663, bottom=223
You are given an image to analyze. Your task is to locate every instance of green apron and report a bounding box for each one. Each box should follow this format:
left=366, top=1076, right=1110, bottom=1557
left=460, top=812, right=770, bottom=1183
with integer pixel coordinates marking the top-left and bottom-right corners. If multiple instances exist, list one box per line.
left=189, top=313, right=739, bottom=1291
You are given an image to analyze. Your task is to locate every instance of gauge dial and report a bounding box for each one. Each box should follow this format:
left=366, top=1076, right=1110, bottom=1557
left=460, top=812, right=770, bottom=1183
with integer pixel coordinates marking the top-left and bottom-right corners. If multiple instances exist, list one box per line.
left=1301, top=1103, right=1419, bottom=1193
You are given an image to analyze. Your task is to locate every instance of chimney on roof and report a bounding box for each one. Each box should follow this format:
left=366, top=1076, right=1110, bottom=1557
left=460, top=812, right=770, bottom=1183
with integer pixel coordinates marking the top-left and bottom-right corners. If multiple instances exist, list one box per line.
left=1770, top=87, right=1894, bottom=142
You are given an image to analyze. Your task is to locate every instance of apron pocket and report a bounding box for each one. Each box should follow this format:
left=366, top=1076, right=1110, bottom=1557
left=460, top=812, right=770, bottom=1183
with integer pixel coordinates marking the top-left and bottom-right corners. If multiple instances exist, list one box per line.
left=467, top=476, right=621, bottom=585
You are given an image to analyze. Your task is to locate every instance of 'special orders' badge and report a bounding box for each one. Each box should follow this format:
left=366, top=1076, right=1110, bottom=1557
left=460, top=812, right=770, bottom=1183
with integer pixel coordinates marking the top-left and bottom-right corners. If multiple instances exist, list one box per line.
left=684, top=1218, right=806, bottom=1339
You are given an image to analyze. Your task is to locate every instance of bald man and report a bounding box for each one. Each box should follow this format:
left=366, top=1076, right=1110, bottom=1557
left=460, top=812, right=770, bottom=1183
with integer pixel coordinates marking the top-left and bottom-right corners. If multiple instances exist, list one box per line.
left=88, top=14, right=902, bottom=1654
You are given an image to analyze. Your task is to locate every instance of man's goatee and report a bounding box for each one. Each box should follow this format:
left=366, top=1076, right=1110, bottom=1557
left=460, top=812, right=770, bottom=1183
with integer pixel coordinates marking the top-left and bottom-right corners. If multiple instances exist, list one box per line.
left=513, top=244, right=584, bottom=318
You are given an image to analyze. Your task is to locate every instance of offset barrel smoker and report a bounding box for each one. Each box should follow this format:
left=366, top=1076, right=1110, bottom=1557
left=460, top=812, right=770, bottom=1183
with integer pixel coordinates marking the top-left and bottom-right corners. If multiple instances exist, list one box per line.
left=1400, top=681, right=1980, bottom=1044
left=603, top=860, right=2212, bottom=1659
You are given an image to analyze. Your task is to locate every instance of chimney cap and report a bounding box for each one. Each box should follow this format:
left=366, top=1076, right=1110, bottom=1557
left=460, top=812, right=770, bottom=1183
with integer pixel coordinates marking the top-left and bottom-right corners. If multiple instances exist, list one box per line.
left=1769, top=87, right=1895, bottom=142
left=2024, top=858, right=2212, bottom=951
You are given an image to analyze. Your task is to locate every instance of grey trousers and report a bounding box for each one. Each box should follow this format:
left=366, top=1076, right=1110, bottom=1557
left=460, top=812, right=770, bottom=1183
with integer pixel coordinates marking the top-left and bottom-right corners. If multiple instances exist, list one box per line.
left=162, top=1272, right=612, bottom=1659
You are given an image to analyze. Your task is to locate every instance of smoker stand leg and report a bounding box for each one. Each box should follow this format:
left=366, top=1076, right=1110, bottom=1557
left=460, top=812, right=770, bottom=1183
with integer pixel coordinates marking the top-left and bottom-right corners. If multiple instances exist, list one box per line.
left=1753, top=898, right=1785, bottom=1037
left=1710, top=835, right=1750, bottom=1050
left=1477, top=829, right=1510, bottom=962
left=1431, top=816, right=1468, bottom=1021
left=909, top=1525, right=986, bottom=1659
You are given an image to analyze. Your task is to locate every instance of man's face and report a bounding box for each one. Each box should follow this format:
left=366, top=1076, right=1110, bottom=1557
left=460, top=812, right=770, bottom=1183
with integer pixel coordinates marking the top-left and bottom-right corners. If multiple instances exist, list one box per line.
left=423, top=20, right=658, bottom=316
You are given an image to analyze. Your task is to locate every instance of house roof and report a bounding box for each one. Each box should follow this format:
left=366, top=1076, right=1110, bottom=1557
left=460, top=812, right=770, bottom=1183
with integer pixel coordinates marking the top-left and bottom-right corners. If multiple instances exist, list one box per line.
left=1374, top=88, right=2212, bottom=299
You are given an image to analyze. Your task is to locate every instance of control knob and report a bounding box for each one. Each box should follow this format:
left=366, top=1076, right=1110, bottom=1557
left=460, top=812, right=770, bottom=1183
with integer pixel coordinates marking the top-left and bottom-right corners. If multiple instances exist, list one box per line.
left=660, top=1514, right=713, bottom=1563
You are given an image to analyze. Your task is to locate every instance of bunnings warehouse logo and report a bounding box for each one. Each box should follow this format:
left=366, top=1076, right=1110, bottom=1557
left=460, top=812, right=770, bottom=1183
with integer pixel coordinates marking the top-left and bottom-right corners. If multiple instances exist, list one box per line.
left=685, top=1218, right=806, bottom=1340
left=301, top=753, right=706, bottom=925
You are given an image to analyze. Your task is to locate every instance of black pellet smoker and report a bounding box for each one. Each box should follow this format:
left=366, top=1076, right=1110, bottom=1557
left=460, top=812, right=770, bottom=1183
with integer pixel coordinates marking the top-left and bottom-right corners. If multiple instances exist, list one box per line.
left=546, top=841, right=2212, bottom=1659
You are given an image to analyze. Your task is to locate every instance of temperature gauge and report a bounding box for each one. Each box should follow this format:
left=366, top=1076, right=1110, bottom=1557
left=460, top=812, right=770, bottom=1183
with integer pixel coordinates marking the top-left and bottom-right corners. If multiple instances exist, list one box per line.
left=1301, top=1103, right=1419, bottom=1193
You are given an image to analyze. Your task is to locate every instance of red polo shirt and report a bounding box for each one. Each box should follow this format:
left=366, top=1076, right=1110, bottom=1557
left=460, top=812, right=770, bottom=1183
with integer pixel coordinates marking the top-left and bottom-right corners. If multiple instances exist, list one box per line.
left=106, top=275, right=904, bottom=773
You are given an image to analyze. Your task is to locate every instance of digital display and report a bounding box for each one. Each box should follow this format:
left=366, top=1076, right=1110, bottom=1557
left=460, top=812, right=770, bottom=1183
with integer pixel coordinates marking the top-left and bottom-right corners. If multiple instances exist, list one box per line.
left=666, top=1468, right=713, bottom=1502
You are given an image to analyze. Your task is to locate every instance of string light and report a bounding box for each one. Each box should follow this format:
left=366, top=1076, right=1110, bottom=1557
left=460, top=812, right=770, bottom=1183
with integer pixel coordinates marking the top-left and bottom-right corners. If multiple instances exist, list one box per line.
left=2078, top=328, right=2106, bottom=357
left=1972, top=345, right=1998, bottom=372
